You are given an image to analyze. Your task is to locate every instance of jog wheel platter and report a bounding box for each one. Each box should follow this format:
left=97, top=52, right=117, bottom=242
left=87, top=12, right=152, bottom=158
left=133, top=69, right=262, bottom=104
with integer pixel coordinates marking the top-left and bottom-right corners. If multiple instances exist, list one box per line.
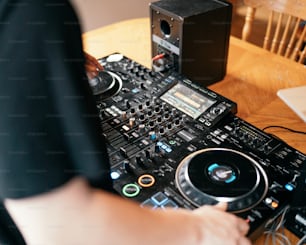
left=176, top=148, right=268, bottom=213
left=89, top=71, right=122, bottom=100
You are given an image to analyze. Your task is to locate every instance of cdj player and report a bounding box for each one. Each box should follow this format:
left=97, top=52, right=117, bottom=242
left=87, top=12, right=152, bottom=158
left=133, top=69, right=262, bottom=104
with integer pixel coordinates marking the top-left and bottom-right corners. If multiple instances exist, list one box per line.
left=89, top=53, right=306, bottom=241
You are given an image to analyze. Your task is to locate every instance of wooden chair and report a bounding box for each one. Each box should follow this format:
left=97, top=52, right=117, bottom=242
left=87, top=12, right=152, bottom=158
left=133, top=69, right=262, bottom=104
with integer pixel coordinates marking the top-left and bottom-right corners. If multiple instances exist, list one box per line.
left=242, top=0, right=306, bottom=64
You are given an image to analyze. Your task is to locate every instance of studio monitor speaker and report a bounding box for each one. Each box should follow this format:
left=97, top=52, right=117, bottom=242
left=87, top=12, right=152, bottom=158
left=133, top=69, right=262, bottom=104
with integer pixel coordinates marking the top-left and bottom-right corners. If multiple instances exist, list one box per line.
left=150, top=0, right=232, bottom=87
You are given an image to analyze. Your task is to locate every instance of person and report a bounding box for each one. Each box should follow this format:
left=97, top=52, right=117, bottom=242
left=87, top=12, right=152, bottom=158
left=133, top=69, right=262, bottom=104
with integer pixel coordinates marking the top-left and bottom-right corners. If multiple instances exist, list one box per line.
left=0, top=1, right=251, bottom=244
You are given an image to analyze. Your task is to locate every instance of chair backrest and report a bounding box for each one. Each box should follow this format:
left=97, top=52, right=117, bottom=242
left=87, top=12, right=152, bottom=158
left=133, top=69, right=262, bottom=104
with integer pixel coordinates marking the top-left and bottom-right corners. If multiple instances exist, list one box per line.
left=242, top=0, right=306, bottom=64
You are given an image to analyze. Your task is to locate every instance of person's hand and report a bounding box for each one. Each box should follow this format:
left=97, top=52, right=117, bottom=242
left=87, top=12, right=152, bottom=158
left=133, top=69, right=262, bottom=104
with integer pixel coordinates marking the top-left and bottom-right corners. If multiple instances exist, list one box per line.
left=192, top=202, right=251, bottom=245
left=84, top=51, right=103, bottom=79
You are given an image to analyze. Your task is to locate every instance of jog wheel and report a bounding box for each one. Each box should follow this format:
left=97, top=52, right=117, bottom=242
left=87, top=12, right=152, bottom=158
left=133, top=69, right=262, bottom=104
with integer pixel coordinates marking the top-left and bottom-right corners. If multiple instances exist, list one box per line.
left=89, top=71, right=122, bottom=100
left=175, top=148, right=268, bottom=213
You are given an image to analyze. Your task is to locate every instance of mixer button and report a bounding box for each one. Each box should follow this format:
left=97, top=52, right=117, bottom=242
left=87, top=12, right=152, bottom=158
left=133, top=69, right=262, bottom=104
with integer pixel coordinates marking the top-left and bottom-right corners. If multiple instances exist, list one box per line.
left=151, top=192, right=168, bottom=206
left=141, top=199, right=157, bottom=208
left=138, top=174, right=155, bottom=188
left=141, top=139, right=150, bottom=146
left=204, top=121, right=212, bottom=127
left=122, top=125, right=130, bottom=132
left=247, top=215, right=256, bottom=223
left=161, top=199, right=178, bottom=209
left=122, top=183, right=140, bottom=198
left=131, top=132, right=139, bottom=139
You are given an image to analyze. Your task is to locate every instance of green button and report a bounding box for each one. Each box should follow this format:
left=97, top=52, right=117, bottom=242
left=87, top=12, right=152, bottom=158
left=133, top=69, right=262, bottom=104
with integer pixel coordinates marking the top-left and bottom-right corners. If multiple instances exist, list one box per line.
left=122, top=183, right=140, bottom=197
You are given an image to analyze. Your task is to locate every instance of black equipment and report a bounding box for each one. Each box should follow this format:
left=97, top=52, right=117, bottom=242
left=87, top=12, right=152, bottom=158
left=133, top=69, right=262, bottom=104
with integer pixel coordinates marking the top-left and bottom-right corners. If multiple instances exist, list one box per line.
left=150, top=0, right=232, bottom=87
left=90, top=53, right=306, bottom=241
left=284, top=162, right=306, bottom=239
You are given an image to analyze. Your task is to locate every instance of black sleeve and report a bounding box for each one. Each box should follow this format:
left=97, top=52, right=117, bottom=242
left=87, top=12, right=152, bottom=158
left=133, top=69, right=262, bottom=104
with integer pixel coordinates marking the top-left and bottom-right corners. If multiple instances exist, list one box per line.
left=0, top=0, right=113, bottom=199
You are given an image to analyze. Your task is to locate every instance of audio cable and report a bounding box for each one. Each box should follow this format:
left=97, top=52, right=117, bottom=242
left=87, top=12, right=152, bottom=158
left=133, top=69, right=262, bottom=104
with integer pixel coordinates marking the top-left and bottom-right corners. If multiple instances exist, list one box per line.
left=263, top=206, right=291, bottom=245
left=262, top=125, right=306, bottom=135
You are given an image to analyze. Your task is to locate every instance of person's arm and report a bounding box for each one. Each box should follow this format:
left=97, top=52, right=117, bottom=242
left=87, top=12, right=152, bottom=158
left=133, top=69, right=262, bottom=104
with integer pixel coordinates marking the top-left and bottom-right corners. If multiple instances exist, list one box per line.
left=5, top=176, right=251, bottom=245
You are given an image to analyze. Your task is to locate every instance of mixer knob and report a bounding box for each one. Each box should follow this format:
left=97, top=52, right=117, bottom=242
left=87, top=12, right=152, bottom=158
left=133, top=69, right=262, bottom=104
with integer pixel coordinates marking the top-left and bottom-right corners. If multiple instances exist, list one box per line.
left=252, top=138, right=261, bottom=147
left=141, top=74, right=149, bottom=80
left=138, top=104, right=144, bottom=111
left=139, top=113, right=145, bottom=121
left=138, top=124, right=146, bottom=134
left=121, top=75, right=129, bottom=82
left=149, top=71, right=156, bottom=77
left=127, top=64, right=134, bottom=71
left=174, top=119, right=181, bottom=126
left=140, top=83, right=148, bottom=90
left=145, top=100, right=151, bottom=107
left=133, top=67, right=139, bottom=74
left=149, top=121, right=155, bottom=129
left=136, top=70, right=144, bottom=77
left=171, top=108, right=177, bottom=115
left=147, top=110, right=153, bottom=117
left=263, top=144, right=270, bottom=153
left=166, top=124, right=172, bottom=130
left=154, top=106, right=161, bottom=114
left=243, top=134, right=251, bottom=142
left=125, top=99, right=131, bottom=109
left=149, top=131, right=157, bottom=141
left=121, top=111, right=127, bottom=120
left=156, top=116, right=163, bottom=124
left=130, top=108, right=136, bottom=116
left=129, top=117, right=136, bottom=128
left=164, top=113, right=170, bottom=120
left=159, top=127, right=166, bottom=135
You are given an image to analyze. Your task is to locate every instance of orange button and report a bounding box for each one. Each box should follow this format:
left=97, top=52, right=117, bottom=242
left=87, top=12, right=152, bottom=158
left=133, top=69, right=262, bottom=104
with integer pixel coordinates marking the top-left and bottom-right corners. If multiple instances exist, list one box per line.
left=271, top=201, right=278, bottom=209
left=138, top=174, right=155, bottom=188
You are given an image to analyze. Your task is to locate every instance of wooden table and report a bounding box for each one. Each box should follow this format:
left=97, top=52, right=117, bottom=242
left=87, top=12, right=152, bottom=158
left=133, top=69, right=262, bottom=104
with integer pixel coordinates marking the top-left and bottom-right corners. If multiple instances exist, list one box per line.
left=83, top=18, right=306, bottom=244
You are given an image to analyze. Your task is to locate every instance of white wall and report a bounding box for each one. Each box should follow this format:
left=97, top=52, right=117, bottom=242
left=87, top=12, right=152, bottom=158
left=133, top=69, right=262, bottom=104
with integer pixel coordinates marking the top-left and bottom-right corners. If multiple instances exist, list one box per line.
left=71, top=0, right=155, bottom=32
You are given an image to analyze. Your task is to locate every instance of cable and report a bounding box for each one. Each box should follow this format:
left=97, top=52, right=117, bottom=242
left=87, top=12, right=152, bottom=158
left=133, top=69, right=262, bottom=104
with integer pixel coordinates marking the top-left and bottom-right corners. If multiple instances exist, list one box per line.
left=296, top=233, right=306, bottom=245
left=264, top=206, right=292, bottom=245
left=262, top=125, right=306, bottom=135
left=152, top=53, right=165, bottom=61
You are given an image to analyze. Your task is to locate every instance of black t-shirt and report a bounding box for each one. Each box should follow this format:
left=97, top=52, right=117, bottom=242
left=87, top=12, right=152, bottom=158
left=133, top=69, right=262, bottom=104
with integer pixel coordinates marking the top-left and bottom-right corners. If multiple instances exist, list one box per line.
left=0, top=0, right=113, bottom=243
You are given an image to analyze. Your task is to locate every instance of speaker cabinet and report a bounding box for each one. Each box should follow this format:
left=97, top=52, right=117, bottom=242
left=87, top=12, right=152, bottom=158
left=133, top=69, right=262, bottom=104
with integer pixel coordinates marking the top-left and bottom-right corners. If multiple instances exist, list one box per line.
left=150, top=0, right=232, bottom=87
